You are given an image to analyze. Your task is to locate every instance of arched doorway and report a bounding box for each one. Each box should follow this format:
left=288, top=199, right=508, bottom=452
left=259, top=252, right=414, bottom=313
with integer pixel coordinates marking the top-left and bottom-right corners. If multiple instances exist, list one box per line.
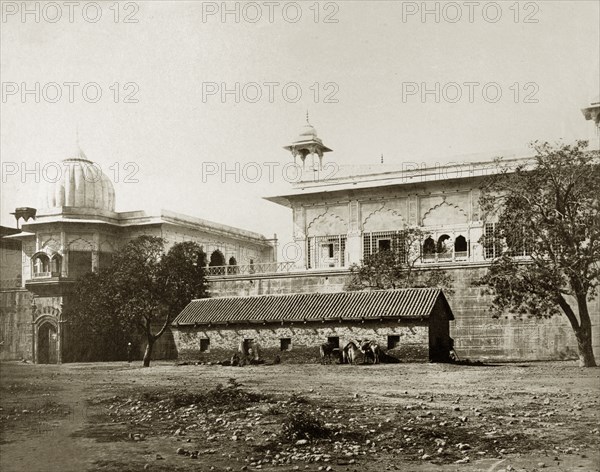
left=437, top=234, right=451, bottom=253
left=423, top=237, right=436, bottom=254
left=38, top=322, right=58, bottom=364
left=454, top=235, right=467, bottom=253
left=209, top=250, right=225, bottom=267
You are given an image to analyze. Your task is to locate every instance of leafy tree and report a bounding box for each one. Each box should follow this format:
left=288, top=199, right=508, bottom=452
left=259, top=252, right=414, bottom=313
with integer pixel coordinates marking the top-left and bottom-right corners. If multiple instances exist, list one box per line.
left=159, top=241, right=210, bottom=326
left=346, top=227, right=454, bottom=294
left=68, top=236, right=209, bottom=366
left=479, top=140, right=599, bottom=367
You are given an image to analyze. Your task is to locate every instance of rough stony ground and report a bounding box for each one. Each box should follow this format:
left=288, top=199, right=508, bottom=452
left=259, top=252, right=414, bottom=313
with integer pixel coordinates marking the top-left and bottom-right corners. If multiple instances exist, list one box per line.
left=0, top=361, right=599, bottom=472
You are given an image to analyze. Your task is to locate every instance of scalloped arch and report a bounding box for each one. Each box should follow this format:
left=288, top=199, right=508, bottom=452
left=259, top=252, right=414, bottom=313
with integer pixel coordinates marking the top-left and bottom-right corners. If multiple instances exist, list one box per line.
left=307, top=208, right=347, bottom=236
left=306, top=207, right=330, bottom=229
left=421, top=200, right=468, bottom=226
left=362, top=205, right=405, bottom=232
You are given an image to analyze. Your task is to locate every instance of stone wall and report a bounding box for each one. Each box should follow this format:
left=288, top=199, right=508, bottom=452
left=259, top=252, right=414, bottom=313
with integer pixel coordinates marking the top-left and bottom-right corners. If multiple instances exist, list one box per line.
left=207, top=265, right=600, bottom=362
left=0, top=238, right=22, bottom=288
left=172, top=320, right=430, bottom=364
left=207, top=271, right=350, bottom=298
left=0, top=288, right=33, bottom=360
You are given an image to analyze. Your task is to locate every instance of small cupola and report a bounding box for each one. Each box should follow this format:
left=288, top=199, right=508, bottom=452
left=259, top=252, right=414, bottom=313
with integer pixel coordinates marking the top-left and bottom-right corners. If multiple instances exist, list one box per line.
left=283, top=113, right=332, bottom=169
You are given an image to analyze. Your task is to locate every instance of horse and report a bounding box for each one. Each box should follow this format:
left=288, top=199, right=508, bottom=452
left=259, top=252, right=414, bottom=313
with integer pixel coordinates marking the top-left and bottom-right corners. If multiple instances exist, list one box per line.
left=343, top=341, right=361, bottom=365
left=370, top=342, right=381, bottom=364
left=319, top=342, right=336, bottom=364
left=359, top=340, right=381, bottom=364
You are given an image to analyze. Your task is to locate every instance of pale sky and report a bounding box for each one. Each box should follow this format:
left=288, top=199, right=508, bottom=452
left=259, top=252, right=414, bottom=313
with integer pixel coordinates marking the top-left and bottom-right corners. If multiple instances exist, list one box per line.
left=1, top=0, right=599, bottom=250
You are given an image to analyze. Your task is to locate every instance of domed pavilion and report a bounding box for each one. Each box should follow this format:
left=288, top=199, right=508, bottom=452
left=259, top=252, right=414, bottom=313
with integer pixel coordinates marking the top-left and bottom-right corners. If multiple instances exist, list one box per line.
left=3, top=146, right=275, bottom=364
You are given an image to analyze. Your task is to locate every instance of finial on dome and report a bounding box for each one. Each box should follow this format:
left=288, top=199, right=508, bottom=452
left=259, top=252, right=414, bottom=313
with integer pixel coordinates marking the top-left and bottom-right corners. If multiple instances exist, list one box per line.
left=306, top=110, right=310, bottom=124
left=381, top=153, right=384, bottom=164
left=70, top=125, right=88, bottom=161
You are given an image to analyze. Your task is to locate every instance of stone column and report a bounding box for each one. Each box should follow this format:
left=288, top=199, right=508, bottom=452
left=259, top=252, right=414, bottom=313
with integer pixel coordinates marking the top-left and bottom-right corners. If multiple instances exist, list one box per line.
left=60, top=231, right=68, bottom=277
left=346, top=200, right=362, bottom=265
left=57, top=301, right=65, bottom=364
left=408, top=195, right=419, bottom=226
left=30, top=298, right=37, bottom=363
left=293, top=237, right=308, bottom=269
left=346, top=231, right=362, bottom=265
left=91, top=233, right=100, bottom=271
left=470, top=225, right=485, bottom=261
left=292, top=206, right=308, bottom=269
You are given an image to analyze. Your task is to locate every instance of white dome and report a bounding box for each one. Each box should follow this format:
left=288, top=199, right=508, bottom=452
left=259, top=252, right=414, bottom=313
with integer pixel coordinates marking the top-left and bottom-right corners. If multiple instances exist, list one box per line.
left=41, top=148, right=115, bottom=212
left=297, top=123, right=318, bottom=140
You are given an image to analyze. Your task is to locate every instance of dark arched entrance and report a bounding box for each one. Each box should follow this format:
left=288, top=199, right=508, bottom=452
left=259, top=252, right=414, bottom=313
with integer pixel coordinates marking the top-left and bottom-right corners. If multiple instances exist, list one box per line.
left=38, top=322, right=58, bottom=364
left=209, top=250, right=225, bottom=267
left=454, top=235, right=467, bottom=252
left=423, top=237, right=436, bottom=254
left=437, top=234, right=451, bottom=253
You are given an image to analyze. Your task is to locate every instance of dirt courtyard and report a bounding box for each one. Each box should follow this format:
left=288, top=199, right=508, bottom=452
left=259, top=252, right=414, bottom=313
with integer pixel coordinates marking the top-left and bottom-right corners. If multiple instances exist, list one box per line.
left=1, top=360, right=599, bottom=472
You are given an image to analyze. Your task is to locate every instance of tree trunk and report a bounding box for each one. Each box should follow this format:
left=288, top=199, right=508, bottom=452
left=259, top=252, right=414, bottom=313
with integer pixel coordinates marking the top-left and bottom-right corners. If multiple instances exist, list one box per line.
left=143, top=338, right=154, bottom=367
left=575, top=328, right=596, bottom=367
left=558, top=292, right=597, bottom=367
left=574, top=293, right=597, bottom=367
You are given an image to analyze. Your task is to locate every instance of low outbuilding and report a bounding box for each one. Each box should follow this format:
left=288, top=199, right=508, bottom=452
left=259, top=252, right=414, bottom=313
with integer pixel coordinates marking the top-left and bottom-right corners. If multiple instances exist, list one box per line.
left=171, top=288, right=454, bottom=363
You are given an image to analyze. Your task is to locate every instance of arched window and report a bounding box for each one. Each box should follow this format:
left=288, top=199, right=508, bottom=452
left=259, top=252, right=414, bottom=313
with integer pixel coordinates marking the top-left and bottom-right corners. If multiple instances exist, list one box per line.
left=227, top=256, right=239, bottom=275
left=437, top=234, right=451, bottom=253
left=32, top=254, right=50, bottom=275
left=454, top=235, right=467, bottom=253
left=423, top=237, right=436, bottom=255
left=209, top=250, right=225, bottom=267
left=50, top=254, right=62, bottom=275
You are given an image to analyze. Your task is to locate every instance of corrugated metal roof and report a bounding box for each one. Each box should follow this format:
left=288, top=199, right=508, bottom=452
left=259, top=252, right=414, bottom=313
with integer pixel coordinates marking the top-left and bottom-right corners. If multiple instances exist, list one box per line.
left=173, top=288, right=453, bottom=326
